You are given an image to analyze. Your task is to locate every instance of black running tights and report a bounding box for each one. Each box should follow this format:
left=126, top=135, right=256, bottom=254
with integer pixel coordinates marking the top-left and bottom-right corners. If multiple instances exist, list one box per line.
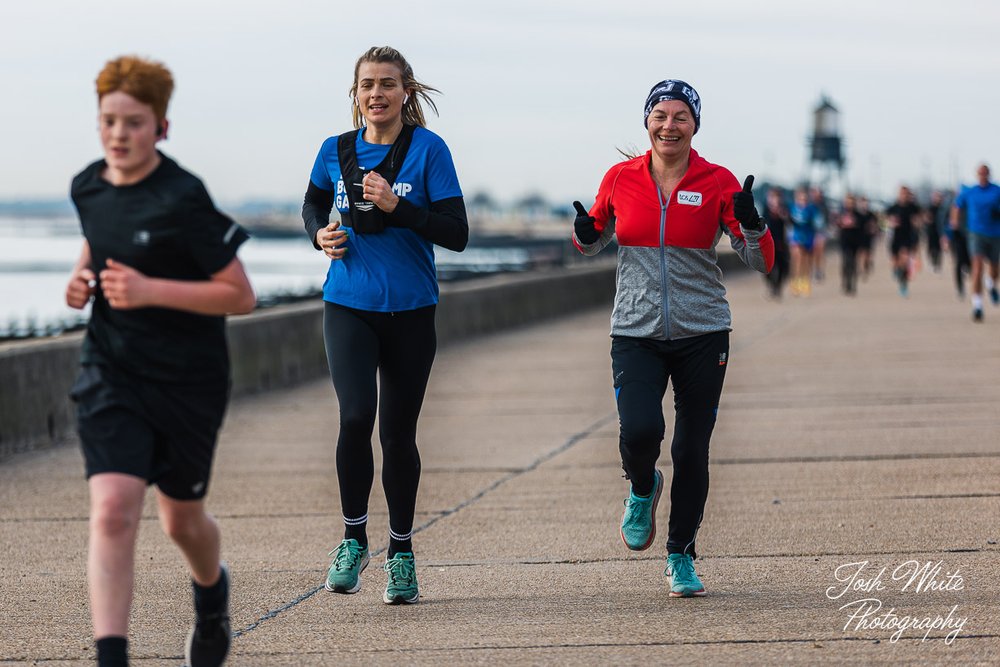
left=612, top=331, right=729, bottom=558
left=324, top=302, right=436, bottom=548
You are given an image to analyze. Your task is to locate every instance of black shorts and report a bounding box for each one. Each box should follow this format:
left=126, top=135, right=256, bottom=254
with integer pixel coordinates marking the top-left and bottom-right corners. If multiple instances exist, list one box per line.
left=70, top=364, right=229, bottom=500
left=891, top=229, right=918, bottom=256
left=967, top=233, right=1000, bottom=265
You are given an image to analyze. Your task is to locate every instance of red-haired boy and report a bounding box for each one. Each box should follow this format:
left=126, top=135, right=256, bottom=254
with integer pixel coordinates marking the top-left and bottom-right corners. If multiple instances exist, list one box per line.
left=65, top=55, right=255, bottom=667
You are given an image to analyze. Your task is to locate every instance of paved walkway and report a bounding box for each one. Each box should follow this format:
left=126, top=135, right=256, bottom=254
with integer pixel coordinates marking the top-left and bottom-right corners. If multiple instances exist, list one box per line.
left=2, top=254, right=999, bottom=665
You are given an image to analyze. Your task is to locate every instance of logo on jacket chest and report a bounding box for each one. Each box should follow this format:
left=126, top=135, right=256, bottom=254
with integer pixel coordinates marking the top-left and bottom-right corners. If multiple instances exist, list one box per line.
left=677, top=191, right=703, bottom=206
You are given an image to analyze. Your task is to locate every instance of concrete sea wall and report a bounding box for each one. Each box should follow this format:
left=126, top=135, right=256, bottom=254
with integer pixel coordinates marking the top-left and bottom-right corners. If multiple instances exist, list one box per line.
left=0, top=252, right=754, bottom=463
left=0, top=263, right=617, bottom=461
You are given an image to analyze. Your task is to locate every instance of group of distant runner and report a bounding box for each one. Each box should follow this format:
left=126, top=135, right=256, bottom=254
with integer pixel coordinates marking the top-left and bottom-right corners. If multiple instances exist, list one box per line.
left=759, top=167, right=1000, bottom=322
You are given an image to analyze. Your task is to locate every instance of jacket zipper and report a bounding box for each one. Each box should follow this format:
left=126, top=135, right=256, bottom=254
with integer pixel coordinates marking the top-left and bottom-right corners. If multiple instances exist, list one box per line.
left=656, top=187, right=670, bottom=340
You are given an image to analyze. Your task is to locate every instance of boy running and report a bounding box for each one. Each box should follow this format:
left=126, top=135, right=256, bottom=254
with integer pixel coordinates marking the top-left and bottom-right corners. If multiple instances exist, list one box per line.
left=65, top=55, right=255, bottom=666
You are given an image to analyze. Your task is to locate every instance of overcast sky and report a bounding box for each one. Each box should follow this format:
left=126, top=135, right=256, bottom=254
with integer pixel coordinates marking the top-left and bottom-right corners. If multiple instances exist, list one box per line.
left=1, top=0, right=998, bottom=206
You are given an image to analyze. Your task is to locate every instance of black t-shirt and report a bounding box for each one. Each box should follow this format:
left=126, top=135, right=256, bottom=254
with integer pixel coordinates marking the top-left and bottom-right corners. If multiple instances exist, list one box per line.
left=839, top=207, right=866, bottom=247
left=857, top=210, right=878, bottom=239
left=886, top=201, right=922, bottom=243
left=70, top=152, right=249, bottom=385
left=763, top=204, right=790, bottom=253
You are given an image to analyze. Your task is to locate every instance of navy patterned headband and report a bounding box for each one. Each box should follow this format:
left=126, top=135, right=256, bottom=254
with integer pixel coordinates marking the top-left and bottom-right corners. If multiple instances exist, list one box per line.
left=643, top=79, right=701, bottom=133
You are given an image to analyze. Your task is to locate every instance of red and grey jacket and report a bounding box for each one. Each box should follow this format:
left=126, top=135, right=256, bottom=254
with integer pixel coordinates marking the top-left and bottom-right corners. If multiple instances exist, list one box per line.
left=574, top=149, right=775, bottom=340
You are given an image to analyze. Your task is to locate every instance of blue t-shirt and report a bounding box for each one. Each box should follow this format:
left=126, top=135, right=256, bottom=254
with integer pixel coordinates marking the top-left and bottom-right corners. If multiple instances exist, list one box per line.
left=955, top=182, right=1000, bottom=237
left=309, top=126, right=462, bottom=311
left=789, top=202, right=818, bottom=243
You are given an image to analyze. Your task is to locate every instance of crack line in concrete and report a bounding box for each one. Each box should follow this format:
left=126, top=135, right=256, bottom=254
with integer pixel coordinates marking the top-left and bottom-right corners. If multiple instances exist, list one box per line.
left=232, top=412, right=617, bottom=639
left=415, top=546, right=995, bottom=567
left=158, top=632, right=1000, bottom=659
left=711, top=452, right=1000, bottom=465
left=7, top=632, right=1000, bottom=662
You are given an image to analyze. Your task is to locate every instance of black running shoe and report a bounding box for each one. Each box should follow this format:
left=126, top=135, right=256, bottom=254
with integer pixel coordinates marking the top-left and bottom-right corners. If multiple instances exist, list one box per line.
left=186, top=565, right=231, bottom=667
left=973, top=308, right=984, bottom=322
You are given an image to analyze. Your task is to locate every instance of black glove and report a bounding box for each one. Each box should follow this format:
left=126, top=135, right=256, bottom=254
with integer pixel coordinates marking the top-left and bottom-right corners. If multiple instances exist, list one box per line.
left=573, top=201, right=600, bottom=244
left=733, top=175, right=763, bottom=231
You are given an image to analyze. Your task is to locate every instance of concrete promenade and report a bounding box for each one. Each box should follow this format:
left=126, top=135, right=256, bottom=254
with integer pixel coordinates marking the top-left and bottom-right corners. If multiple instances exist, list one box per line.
left=2, top=255, right=999, bottom=665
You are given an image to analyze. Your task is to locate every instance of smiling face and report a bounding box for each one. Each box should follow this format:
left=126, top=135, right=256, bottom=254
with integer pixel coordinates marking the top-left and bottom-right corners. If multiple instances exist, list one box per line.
left=646, top=99, right=695, bottom=163
left=355, top=61, right=408, bottom=131
left=98, top=90, right=163, bottom=185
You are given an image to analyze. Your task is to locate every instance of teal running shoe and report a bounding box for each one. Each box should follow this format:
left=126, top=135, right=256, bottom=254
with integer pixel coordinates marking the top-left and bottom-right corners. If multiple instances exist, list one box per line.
left=325, top=539, right=370, bottom=594
left=383, top=552, right=419, bottom=605
left=665, top=553, right=707, bottom=597
left=620, top=469, right=663, bottom=551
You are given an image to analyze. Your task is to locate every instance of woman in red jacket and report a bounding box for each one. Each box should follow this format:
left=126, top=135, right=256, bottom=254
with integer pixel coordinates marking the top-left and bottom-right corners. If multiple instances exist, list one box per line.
left=573, top=79, right=774, bottom=597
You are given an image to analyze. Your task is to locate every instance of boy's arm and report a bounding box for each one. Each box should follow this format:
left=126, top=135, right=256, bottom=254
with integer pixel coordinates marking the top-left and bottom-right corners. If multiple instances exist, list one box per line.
left=66, top=241, right=96, bottom=309
left=98, top=256, right=256, bottom=315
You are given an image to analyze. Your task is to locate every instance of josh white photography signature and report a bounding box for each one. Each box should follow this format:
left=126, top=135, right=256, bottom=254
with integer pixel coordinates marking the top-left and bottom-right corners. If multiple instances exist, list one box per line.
left=826, top=560, right=968, bottom=644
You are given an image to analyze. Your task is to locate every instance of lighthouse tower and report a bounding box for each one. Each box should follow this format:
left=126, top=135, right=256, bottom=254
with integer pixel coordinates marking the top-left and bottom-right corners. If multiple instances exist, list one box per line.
left=806, top=95, right=846, bottom=197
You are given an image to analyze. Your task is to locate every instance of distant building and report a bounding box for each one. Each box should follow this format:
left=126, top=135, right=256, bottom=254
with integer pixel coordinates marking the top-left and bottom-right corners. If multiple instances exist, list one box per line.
left=806, top=95, right=846, bottom=197
left=512, top=193, right=550, bottom=221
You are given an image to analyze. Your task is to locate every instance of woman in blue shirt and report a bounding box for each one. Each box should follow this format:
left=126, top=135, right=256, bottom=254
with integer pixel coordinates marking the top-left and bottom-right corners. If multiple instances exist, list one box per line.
left=302, top=46, right=468, bottom=604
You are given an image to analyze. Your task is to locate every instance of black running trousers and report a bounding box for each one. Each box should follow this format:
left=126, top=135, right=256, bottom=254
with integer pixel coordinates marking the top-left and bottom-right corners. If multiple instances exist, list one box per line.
left=611, top=331, right=729, bottom=557
left=323, top=302, right=436, bottom=540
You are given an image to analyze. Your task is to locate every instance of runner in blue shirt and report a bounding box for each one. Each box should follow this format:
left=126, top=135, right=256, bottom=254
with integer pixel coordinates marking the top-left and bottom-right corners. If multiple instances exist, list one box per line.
left=951, top=164, right=1000, bottom=321
left=788, top=187, right=818, bottom=296
left=301, top=46, right=468, bottom=604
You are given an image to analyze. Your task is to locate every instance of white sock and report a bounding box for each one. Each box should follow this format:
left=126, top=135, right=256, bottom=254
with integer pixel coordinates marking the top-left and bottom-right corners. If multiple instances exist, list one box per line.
left=972, top=294, right=983, bottom=310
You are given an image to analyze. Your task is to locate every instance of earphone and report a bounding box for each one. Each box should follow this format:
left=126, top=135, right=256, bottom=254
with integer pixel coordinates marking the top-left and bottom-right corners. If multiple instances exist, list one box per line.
left=403, top=94, right=409, bottom=105
left=155, top=124, right=164, bottom=137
